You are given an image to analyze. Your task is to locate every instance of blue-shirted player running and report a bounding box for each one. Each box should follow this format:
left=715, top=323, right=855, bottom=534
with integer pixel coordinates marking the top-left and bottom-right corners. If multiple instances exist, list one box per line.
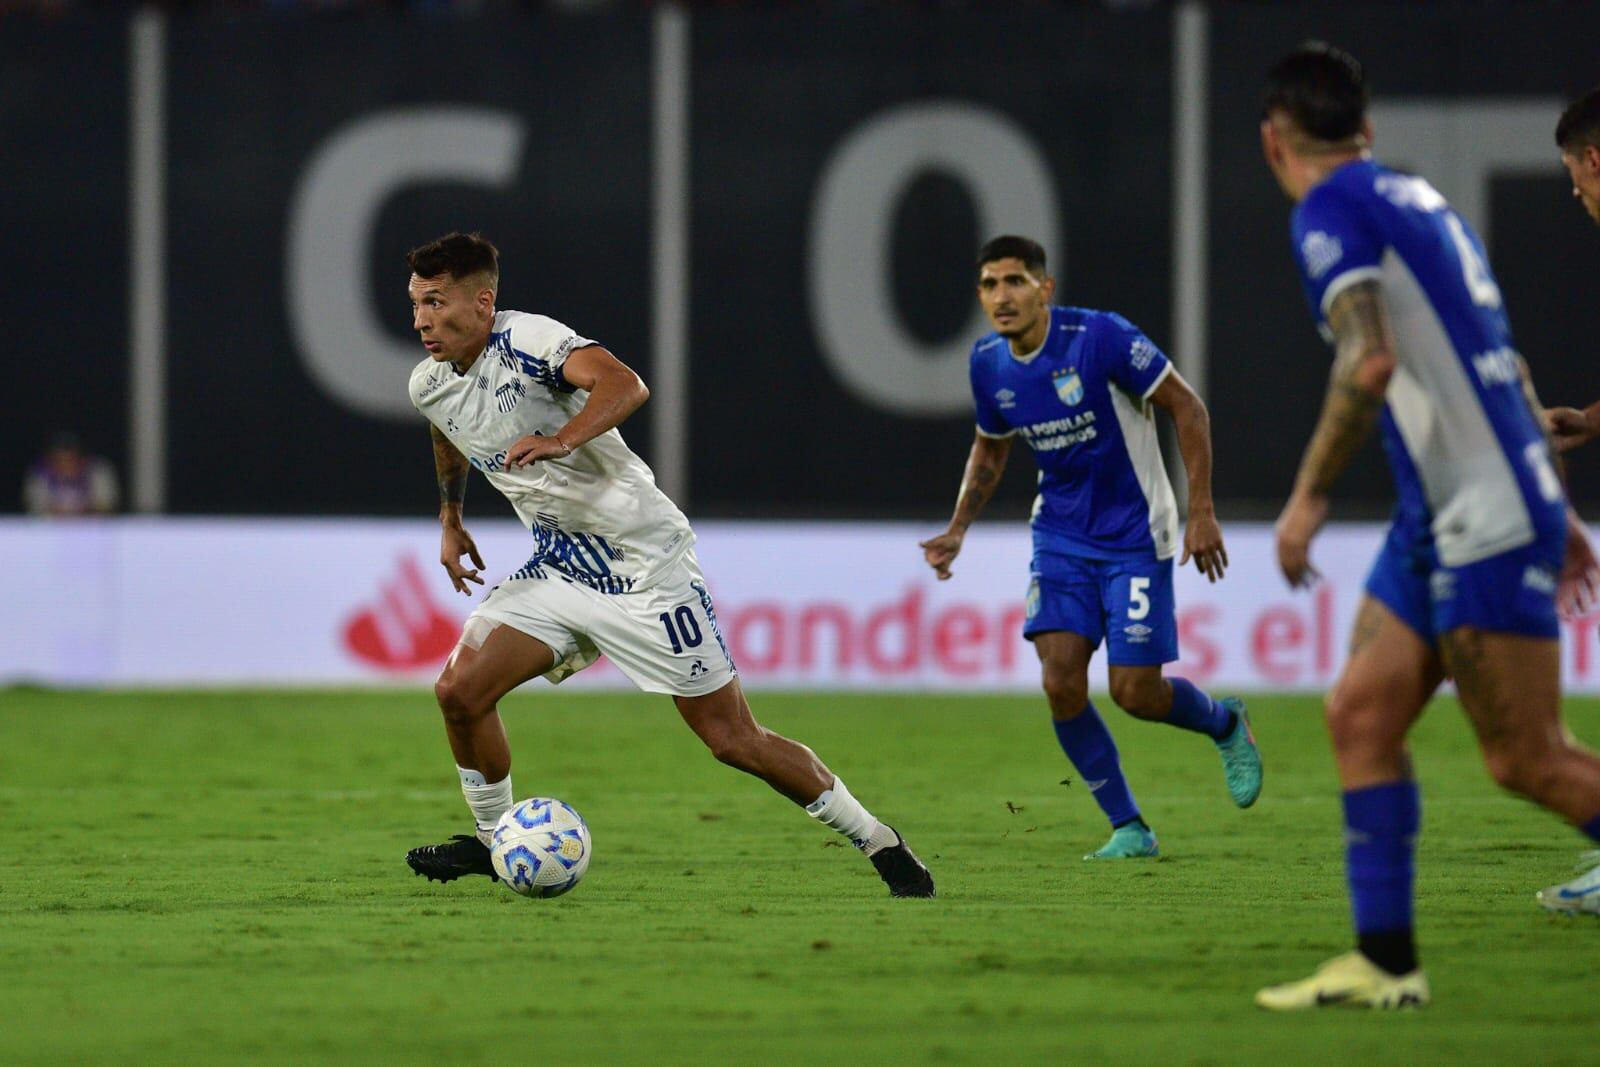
left=1253, top=44, right=1600, bottom=1011
left=921, top=235, right=1263, bottom=862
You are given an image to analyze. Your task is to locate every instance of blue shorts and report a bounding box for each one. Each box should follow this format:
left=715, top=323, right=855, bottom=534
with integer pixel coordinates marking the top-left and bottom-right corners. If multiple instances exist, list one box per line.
left=1023, top=551, right=1178, bottom=665
left=1364, top=522, right=1563, bottom=643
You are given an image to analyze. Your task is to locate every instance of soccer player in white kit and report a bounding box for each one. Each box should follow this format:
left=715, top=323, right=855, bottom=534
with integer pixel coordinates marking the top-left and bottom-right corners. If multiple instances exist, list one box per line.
left=400, top=232, right=934, bottom=898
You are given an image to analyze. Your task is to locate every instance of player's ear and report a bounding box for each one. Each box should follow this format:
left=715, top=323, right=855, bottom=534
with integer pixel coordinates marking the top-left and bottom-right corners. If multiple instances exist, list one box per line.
left=1040, top=275, right=1057, bottom=302
left=1259, top=118, right=1281, bottom=166
left=1359, top=117, right=1375, bottom=149
left=1585, top=143, right=1600, bottom=176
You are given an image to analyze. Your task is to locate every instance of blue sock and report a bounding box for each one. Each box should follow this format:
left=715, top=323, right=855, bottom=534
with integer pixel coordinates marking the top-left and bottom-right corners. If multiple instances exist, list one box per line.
left=1582, top=813, right=1600, bottom=842
left=1343, top=781, right=1420, bottom=943
left=1166, top=677, right=1234, bottom=740
left=1053, top=701, right=1140, bottom=828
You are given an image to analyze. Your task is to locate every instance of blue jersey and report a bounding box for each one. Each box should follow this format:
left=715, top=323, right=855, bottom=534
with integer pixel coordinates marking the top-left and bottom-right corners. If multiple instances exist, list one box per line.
left=1290, top=159, right=1565, bottom=566
left=970, top=305, right=1180, bottom=561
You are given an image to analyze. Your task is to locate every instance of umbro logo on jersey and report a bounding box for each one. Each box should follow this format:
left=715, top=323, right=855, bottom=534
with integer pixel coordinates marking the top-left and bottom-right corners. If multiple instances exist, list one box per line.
left=1084, top=778, right=1109, bottom=792
left=1129, top=338, right=1158, bottom=371
left=1301, top=230, right=1344, bottom=280
left=1053, top=369, right=1084, bottom=407
left=995, top=388, right=1017, bottom=409
left=1123, top=624, right=1152, bottom=643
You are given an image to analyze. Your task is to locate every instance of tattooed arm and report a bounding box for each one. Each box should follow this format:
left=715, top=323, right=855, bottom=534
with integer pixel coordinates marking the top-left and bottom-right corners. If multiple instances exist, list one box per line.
left=432, top=424, right=485, bottom=595
left=920, top=432, right=1013, bottom=581
left=1275, top=280, right=1397, bottom=587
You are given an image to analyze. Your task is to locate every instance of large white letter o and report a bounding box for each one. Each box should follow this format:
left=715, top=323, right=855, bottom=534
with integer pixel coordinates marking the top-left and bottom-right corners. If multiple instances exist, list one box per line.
left=808, top=102, right=1060, bottom=417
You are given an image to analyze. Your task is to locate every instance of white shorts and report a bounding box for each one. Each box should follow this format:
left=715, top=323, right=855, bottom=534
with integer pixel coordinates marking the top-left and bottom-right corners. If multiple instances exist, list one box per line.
left=466, top=549, right=738, bottom=697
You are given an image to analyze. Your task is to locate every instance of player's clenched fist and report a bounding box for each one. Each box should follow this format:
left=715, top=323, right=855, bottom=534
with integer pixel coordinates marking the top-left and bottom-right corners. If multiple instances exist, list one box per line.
left=920, top=530, right=964, bottom=580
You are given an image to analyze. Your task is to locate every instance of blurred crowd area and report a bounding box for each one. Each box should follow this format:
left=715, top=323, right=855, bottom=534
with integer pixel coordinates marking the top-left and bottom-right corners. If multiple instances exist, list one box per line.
left=5, top=0, right=1453, bottom=17
left=1, top=0, right=1164, bottom=14
left=0, top=0, right=1561, bottom=17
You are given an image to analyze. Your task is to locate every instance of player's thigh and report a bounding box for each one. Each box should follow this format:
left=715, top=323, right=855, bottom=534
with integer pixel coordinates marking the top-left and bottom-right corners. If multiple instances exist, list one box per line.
left=1326, top=595, right=1442, bottom=750
left=1441, top=629, right=1562, bottom=757
left=448, top=575, right=601, bottom=703
left=586, top=552, right=737, bottom=698
left=438, top=618, right=559, bottom=710
left=1433, top=537, right=1565, bottom=753
left=1100, top=557, right=1178, bottom=667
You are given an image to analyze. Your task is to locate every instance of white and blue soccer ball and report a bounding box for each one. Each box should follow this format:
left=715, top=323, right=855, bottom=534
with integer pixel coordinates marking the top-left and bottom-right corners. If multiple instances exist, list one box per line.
left=490, top=797, right=592, bottom=898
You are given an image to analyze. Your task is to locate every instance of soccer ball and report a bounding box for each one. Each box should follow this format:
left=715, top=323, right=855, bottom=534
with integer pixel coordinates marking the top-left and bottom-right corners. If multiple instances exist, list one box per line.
left=490, top=797, right=592, bottom=898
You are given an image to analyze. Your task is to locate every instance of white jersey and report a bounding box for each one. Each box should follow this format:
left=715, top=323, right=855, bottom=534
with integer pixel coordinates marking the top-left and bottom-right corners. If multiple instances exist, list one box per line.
left=409, top=310, right=694, bottom=594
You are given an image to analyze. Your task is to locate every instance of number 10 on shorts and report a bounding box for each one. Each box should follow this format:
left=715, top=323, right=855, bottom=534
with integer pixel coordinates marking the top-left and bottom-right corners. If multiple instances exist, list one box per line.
left=658, top=605, right=704, bottom=654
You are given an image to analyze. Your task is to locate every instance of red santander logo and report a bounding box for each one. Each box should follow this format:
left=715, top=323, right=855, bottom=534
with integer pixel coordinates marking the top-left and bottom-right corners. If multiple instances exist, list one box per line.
left=343, top=556, right=462, bottom=671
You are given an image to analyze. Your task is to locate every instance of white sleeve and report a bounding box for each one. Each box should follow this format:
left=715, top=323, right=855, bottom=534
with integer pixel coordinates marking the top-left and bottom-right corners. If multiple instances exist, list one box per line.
left=509, top=314, right=597, bottom=388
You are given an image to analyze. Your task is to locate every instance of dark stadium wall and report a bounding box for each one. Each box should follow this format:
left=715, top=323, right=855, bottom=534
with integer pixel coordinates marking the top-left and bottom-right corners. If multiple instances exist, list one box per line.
left=1207, top=5, right=1600, bottom=514
left=6, top=6, right=1600, bottom=519
left=2, top=20, right=130, bottom=512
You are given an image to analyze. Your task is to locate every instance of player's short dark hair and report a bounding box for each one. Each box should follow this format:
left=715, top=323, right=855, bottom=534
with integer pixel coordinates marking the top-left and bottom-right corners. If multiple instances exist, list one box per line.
left=406, top=231, right=500, bottom=288
left=977, top=235, right=1048, bottom=278
left=1556, top=87, right=1600, bottom=153
left=1261, top=42, right=1368, bottom=143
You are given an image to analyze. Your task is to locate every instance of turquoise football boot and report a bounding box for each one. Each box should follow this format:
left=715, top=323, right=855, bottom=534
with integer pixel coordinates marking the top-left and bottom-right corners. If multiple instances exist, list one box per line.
left=1084, top=821, right=1159, bottom=860
left=1215, top=698, right=1263, bottom=808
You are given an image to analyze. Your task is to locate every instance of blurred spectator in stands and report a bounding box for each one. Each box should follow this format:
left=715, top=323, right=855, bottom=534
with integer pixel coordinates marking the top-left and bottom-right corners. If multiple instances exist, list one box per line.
left=24, top=433, right=119, bottom=516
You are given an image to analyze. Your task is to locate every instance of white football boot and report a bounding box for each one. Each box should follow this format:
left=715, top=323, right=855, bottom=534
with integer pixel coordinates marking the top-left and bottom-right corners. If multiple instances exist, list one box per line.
left=1535, top=850, right=1600, bottom=916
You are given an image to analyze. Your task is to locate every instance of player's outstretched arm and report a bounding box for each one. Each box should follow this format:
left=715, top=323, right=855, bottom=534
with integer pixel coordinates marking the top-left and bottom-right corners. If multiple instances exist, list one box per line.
left=1150, top=369, right=1227, bottom=582
left=1276, top=279, right=1396, bottom=588
left=921, top=431, right=1011, bottom=580
left=507, top=345, right=648, bottom=468
left=432, top=423, right=485, bottom=595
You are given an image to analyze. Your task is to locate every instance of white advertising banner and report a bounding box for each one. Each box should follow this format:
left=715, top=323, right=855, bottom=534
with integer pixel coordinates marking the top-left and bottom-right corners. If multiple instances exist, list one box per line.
left=6, top=517, right=1600, bottom=691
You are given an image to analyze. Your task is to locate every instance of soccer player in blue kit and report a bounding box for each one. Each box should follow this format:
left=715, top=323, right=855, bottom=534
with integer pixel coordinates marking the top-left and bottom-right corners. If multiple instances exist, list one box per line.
left=1253, top=44, right=1600, bottom=1010
left=921, top=235, right=1263, bottom=862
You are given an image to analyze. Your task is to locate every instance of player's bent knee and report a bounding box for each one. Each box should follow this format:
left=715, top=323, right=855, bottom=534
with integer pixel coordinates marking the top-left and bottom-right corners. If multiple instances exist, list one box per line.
left=1483, top=743, right=1559, bottom=800
left=1108, top=675, right=1163, bottom=718
left=1041, top=672, right=1088, bottom=718
left=1324, top=687, right=1377, bottom=742
left=433, top=672, right=486, bottom=724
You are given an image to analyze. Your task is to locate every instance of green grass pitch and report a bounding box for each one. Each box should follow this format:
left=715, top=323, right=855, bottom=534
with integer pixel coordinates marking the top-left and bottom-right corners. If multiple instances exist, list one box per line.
left=1, top=688, right=1595, bottom=1065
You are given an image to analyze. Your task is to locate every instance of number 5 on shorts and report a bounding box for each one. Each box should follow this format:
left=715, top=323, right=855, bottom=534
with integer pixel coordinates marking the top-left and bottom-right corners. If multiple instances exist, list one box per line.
left=1128, top=577, right=1151, bottom=620
left=658, top=604, right=704, bottom=654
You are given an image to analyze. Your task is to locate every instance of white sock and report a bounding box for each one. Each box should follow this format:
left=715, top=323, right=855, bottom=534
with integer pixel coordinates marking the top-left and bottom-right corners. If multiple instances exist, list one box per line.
left=806, top=777, right=896, bottom=853
left=458, top=765, right=513, bottom=844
